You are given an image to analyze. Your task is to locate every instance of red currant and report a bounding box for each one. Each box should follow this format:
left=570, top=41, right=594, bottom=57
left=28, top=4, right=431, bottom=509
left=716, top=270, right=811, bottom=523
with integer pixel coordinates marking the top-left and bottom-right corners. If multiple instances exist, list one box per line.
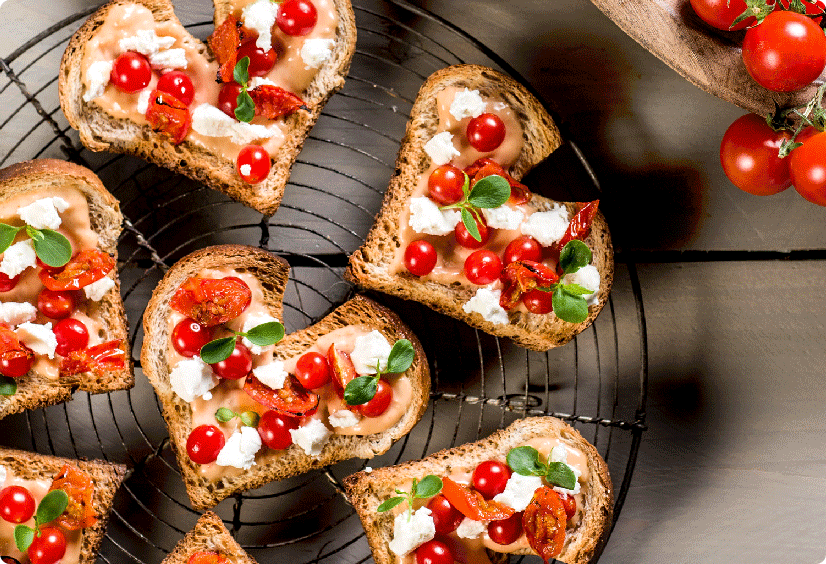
left=53, top=318, right=89, bottom=357
left=171, top=318, right=213, bottom=358
left=0, top=485, right=35, bottom=523
left=237, top=145, right=271, bottom=184
left=454, top=215, right=490, bottom=249
left=295, top=351, right=331, bottom=389
left=503, top=235, right=542, bottom=265
left=27, top=527, right=66, bottom=564
left=277, top=0, right=318, bottom=36
left=428, top=164, right=465, bottom=205
left=427, top=494, right=463, bottom=535
left=359, top=379, right=392, bottom=417
left=472, top=460, right=512, bottom=498
left=236, top=38, right=277, bottom=77
left=466, top=113, right=506, bottom=152
left=210, top=341, right=253, bottom=380
left=404, top=240, right=437, bottom=277
left=186, top=425, right=226, bottom=464
left=157, top=71, right=195, bottom=106
left=36, top=289, right=75, bottom=319
left=257, top=410, right=299, bottom=450
left=487, top=512, right=523, bottom=545
left=218, top=82, right=244, bottom=119
left=0, top=273, right=20, bottom=292
left=464, top=250, right=502, bottom=285
left=110, top=52, right=152, bottom=93
left=415, top=539, right=453, bottom=564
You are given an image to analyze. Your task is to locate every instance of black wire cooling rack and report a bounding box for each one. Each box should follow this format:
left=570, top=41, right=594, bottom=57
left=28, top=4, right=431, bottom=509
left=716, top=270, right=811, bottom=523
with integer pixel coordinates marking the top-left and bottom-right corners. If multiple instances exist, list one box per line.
left=0, top=1, right=648, bottom=562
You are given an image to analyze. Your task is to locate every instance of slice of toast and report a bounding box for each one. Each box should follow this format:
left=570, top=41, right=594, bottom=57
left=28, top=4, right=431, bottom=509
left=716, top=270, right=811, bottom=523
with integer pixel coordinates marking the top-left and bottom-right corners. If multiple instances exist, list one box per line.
left=161, top=511, right=258, bottom=564
left=343, top=416, right=613, bottom=564
left=141, top=245, right=430, bottom=510
left=0, top=159, right=133, bottom=420
left=0, top=446, right=127, bottom=564
left=59, top=0, right=357, bottom=216
left=347, top=65, right=614, bottom=351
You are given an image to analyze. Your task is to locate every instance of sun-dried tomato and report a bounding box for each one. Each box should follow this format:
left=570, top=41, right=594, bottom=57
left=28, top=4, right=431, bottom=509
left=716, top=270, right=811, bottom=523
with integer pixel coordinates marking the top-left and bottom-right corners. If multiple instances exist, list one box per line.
left=549, top=200, right=600, bottom=265
left=244, top=374, right=319, bottom=416
left=170, top=277, right=252, bottom=327
left=59, top=340, right=126, bottom=377
left=209, top=15, right=243, bottom=83
left=38, top=249, right=115, bottom=292
left=523, top=486, right=567, bottom=563
left=249, top=85, right=306, bottom=119
left=499, top=260, right=559, bottom=310
left=440, top=477, right=515, bottom=522
left=49, top=465, right=97, bottom=530
left=464, top=157, right=532, bottom=205
left=188, top=553, right=229, bottom=564
left=146, top=90, right=191, bottom=145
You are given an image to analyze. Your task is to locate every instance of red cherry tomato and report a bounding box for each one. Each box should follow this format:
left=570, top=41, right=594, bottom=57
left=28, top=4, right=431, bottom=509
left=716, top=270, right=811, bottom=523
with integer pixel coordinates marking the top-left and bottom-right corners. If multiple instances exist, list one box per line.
left=689, top=0, right=757, bottom=30
left=404, top=240, right=437, bottom=277
left=39, top=250, right=114, bottom=292
left=236, top=145, right=271, bottom=184
left=719, top=113, right=792, bottom=195
left=558, top=492, right=577, bottom=519
left=156, top=71, right=195, bottom=106
left=415, top=539, right=454, bottom=564
left=488, top=512, right=523, bottom=545
left=427, top=494, right=464, bottom=535
left=742, top=10, right=826, bottom=92
left=36, top=289, right=75, bottom=320
left=472, top=460, right=512, bottom=499
left=359, top=378, right=393, bottom=417
left=0, top=273, right=19, bottom=292
left=428, top=164, right=466, bottom=205
left=466, top=113, right=506, bottom=152
left=171, top=318, right=213, bottom=358
left=454, top=215, right=490, bottom=249
left=790, top=131, right=826, bottom=206
left=295, top=351, right=331, bottom=389
left=110, top=52, right=152, bottom=93
left=0, top=485, right=35, bottom=523
left=188, top=553, right=230, bottom=564
left=257, top=410, right=299, bottom=450
left=53, top=318, right=89, bottom=357
left=218, top=82, right=244, bottom=119
left=464, top=250, right=502, bottom=285
left=277, top=0, right=318, bottom=36
left=522, top=288, right=554, bottom=314
left=0, top=332, right=33, bottom=378
left=186, top=425, right=226, bottom=464
left=441, top=477, right=514, bottom=521
left=170, top=276, right=252, bottom=327
left=210, top=341, right=253, bottom=380
left=503, top=235, right=542, bottom=265
left=236, top=38, right=277, bottom=77
left=27, top=527, right=66, bottom=564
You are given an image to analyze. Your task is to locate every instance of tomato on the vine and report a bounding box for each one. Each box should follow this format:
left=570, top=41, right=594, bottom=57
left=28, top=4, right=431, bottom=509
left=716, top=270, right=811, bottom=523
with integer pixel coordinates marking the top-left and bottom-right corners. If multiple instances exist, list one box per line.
left=210, top=341, right=253, bottom=380
left=779, top=0, right=826, bottom=23
left=503, top=235, right=542, bottom=265
left=790, top=130, right=826, bottom=206
left=218, top=82, right=244, bottom=118
left=172, top=318, right=213, bottom=358
left=522, top=288, right=554, bottom=314
left=236, top=38, right=277, bottom=77
left=689, top=0, right=757, bottom=30
left=186, top=425, right=225, bottom=464
left=37, top=289, right=75, bottom=319
left=404, top=240, right=437, bottom=277
left=488, top=512, right=523, bottom=545
left=257, top=410, right=299, bottom=450
left=0, top=485, right=35, bottom=523
left=0, top=273, right=19, bottom=292
left=157, top=71, right=195, bottom=106
left=54, top=318, right=89, bottom=357
left=719, top=113, right=792, bottom=196
left=170, top=276, right=252, bottom=327
left=467, top=113, right=506, bottom=152
left=428, top=164, right=465, bottom=205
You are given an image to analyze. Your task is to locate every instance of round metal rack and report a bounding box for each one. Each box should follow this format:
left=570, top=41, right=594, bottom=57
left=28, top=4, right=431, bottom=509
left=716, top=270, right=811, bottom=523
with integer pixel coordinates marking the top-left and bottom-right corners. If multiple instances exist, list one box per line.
left=0, top=1, right=648, bottom=562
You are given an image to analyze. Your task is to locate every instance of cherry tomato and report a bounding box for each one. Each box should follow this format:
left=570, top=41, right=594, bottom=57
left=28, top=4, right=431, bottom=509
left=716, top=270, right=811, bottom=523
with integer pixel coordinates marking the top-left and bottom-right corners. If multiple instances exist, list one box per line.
left=719, top=113, right=792, bottom=196
left=454, top=215, right=490, bottom=249
left=186, top=425, right=226, bottom=464
left=236, top=145, right=271, bottom=184
left=415, top=539, right=453, bottom=564
left=488, top=512, right=523, bottom=545
left=464, top=250, right=502, bottom=285
left=210, top=341, right=252, bottom=380
left=503, top=235, right=542, bottom=265
left=156, top=71, right=195, bottom=106
left=328, top=344, right=358, bottom=396
left=59, top=340, right=125, bottom=377
left=170, top=276, right=252, bottom=327
left=146, top=90, right=192, bottom=144
left=522, top=288, right=554, bottom=314
left=472, top=460, right=512, bottom=499
left=0, top=273, right=20, bottom=292
left=27, top=527, right=66, bottom=564
left=427, top=494, right=464, bottom=535
left=188, top=553, right=229, bottom=564
left=236, top=38, right=277, bottom=77
left=257, top=410, right=299, bottom=450
left=36, top=289, right=75, bottom=319
left=689, top=0, right=757, bottom=30
left=39, top=250, right=114, bottom=292
left=171, top=318, right=213, bottom=358
left=277, top=0, right=318, bottom=36
left=523, top=487, right=566, bottom=562
left=404, top=240, right=437, bottom=277
left=295, top=351, right=331, bottom=389
left=359, top=378, right=392, bottom=417
left=110, top=51, right=152, bottom=93
left=244, top=374, right=320, bottom=416
left=558, top=492, right=577, bottom=519
left=49, top=465, right=96, bottom=530
left=428, top=164, right=466, bottom=205
left=790, top=130, right=826, bottom=206
left=466, top=113, right=506, bottom=152
left=441, top=477, right=514, bottom=521
left=742, top=10, right=826, bottom=92
left=0, top=343, right=33, bottom=378
left=218, top=82, right=244, bottom=118
left=0, top=485, right=35, bottom=523
left=53, top=318, right=89, bottom=357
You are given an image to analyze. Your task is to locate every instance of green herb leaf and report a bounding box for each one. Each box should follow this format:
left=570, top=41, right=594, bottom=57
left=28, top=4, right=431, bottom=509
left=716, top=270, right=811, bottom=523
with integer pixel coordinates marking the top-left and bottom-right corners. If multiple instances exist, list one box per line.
left=413, top=475, right=443, bottom=499
left=0, top=375, right=17, bottom=396
left=233, top=56, right=250, bottom=86
left=561, top=283, right=594, bottom=297
left=240, top=411, right=260, bottom=427
left=199, top=336, right=237, bottom=364
left=559, top=240, right=592, bottom=274
left=551, top=287, right=589, bottom=324
left=235, top=90, right=255, bottom=123
left=0, top=224, right=21, bottom=254
left=467, top=175, right=510, bottom=209
left=730, top=0, right=774, bottom=28
left=460, top=208, right=481, bottom=242
left=344, top=375, right=378, bottom=406
left=506, top=446, right=548, bottom=476
left=244, top=321, right=285, bottom=347
left=377, top=496, right=405, bottom=512
left=461, top=171, right=470, bottom=197
left=14, top=524, right=35, bottom=552
left=385, top=339, right=414, bottom=374
left=35, top=489, right=69, bottom=526
left=25, top=225, right=43, bottom=242
left=544, top=462, right=577, bottom=491
left=31, top=229, right=72, bottom=268
left=215, top=407, right=236, bottom=423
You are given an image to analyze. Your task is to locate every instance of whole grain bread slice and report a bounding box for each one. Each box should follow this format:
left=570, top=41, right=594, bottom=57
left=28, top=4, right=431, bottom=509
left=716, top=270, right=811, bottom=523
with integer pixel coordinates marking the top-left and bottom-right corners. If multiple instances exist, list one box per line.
left=141, top=244, right=430, bottom=510
left=59, top=0, right=357, bottom=216
left=161, top=511, right=258, bottom=564
left=343, top=416, right=613, bottom=564
left=347, top=65, right=614, bottom=351
left=0, top=446, right=127, bottom=564
left=0, top=159, right=133, bottom=420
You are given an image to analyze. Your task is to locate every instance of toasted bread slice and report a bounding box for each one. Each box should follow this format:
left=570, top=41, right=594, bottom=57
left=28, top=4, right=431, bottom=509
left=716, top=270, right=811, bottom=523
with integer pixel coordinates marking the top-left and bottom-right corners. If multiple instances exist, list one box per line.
left=141, top=245, right=430, bottom=510
left=344, top=416, right=613, bottom=564
left=0, top=159, right=133, bottom=420
left=59, top=0, right=357, bottom=216
left=347, top=65, right=614, bottom=351
left=0, top=446, right=127, bottom=564
left=161, top=511, right=258, bottom=564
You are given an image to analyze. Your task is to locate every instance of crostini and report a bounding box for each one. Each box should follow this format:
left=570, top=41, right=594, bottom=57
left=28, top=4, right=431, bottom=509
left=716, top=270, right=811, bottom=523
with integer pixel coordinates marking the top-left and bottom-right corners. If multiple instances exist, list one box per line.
left=161, top=511, right=258, bottom=564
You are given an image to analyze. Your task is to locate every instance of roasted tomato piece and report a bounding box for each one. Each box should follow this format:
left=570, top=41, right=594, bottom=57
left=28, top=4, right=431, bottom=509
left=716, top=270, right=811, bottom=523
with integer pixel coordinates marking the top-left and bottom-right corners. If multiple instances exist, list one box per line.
left=208, top=15, right=243, bottom=83
left=49, top=465, right=96, bottom=530
left=440, top=477, right=514, bottom=522
left=244, top=374, right=319, bottom=416
left=170, top=276, right=252, bottom=327
left=523, top=486, right=566, bottom=563
left=146, top=90, right=192, bottom=145
left=188, top=553, right=229, bottom=564
left=38, top=249, right=114, bottom=292
left=551, top=200, right=599, bottom=260
left=59, top=340, right=126, bottom=377
left=327, top=343, right=358, bottom=396
left=0, top=323, right=34, bottom=378
left=249, top=85, right=306, bottom=119
left=499, top=260, right=559, bottom=310
left=464, top=157, right=532, bottom=205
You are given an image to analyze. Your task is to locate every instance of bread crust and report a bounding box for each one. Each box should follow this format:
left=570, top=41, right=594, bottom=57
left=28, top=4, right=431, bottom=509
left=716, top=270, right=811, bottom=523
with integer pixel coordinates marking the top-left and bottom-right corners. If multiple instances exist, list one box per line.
left=59, top=0, right=357, bottom=216
left=0, top=159, right=133, bottom=420
left=347, top=65, right=614, bottom=351
left=141, top=245, right=430, bottom=510
left=343, top=416, right=613, bottom=564
left=161, top=511, right=258, bottom=564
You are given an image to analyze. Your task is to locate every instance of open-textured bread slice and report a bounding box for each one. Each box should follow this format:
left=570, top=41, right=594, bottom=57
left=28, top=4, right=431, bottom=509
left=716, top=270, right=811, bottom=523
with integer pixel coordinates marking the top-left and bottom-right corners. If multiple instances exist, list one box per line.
left=141, top=245, right=430, bottom=510
left=161, top=511, right=258, bottom=564
left=347, top=65, right=614, bottom=351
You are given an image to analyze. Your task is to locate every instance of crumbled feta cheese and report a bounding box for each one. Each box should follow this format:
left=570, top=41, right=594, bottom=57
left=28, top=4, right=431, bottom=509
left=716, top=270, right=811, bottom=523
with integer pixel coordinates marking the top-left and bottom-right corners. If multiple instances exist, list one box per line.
left=0, top=465, right=6, bottom=484
left=230, top=122, right=280, bottom=145
left=0, top=240, right=36, bottom=278
left=17, top=197, right=69, bottom=230
left=482, top=205, right=524, bottom=230
left=169, top=356, right=219, bottom=402
left=149, top=49, right=188, bottom=71
left=388, top=507, right=436, bottom=556
left=136, top=88, right=152, bottom=115
left=216, top=426, right=261, bottom=469
left=424, top=131, right=460, bottom=166
left=493, top=473, right=544, bottom=511
left=243, top=0, right=279, bottom=51
left=289, top=419, right=332, bottom=457
left=248, top=77, right=277, bottom=89
left=16, top=322, right=57, bottom=359
left=118, top=29, right=176, bottom=56
left=563, top=264, right=601, bottom=306
left=408, top=196, right=461, bottom=236
left=462, top=287, right=509, bottom=325
left=301, top=38, right=335, bottom=69
left=0, top=302, right=36, bottom=327
left=328, top=408, right=361, bottom=428
left=84, top=275, right=116, bottom=301
left=241, top=312, right=280, bottom=354
left=191, top=104, right=281, bottom=145
left=456, top=517, right=486, bottom=539
left=83, top=60, right=113, bottom=102
left=520, top=205, right=570, bottom=247
left=549, top=444, right=582, bottom=495
left=252, top=360, right=288, bottom=390
left=449, top=88, right=486, bottom=121
left=350, top=330, right=392, bottom=375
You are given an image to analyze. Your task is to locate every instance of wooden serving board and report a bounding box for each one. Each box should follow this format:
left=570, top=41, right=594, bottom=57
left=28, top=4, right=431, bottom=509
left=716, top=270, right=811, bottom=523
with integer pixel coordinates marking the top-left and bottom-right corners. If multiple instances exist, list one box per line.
left=589, top=0, right=826, bottom=115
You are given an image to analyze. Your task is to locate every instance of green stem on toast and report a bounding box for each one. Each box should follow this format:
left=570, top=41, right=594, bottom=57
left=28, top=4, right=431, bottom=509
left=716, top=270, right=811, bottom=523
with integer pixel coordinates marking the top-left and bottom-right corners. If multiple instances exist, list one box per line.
left=377, top=475, right=443, bottom=519
left=215, top=407, right=260, bottom=428
left=344, top=339, right=414, bottom=405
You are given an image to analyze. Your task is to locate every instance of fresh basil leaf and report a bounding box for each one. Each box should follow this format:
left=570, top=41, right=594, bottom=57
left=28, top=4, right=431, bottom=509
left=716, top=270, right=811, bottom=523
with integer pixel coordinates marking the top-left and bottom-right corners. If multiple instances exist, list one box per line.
left=413, top=475, right=442, bottom=499
left=562, top=283, right=594, bottom=296
left=544, top=462, right=577, bottom=491
left=460, top=208, right=481, bottom=242
left=31, top=229, right=72, bottom=268
left=506, top=446, right=547, bottom=476
left=467, top=175, right=510, bottom=209
left=377, top=496, right=405, bottom=512
left=559, top=240, right=592, bottom=274
left=0, top=224, right=21, bottom=254
left=244, top=321, right=285, bottom=347
left=240, top=411, right=260, bottom=428
left=235, top=90, right=255, bottom=123
left=551, top=287, right=588, bottom=324
left=199, top=336, right=237, bottom=364
left=233, top=56, right=250, bottom=86
left=215, top=407, right=236, bottom=423
left=0, top=375, right=17, bottom=396
left=14, top=525, right=34, bottom=552
left=344, top=375, right=378, bottom=406
left=35, top=489, right=69, bottom=526
left=385, top=339, right=414, bottom=374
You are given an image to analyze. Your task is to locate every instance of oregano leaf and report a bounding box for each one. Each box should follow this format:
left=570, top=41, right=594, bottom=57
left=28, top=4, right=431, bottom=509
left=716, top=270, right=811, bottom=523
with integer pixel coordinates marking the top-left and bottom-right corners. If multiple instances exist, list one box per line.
left=235, top=89, right=255, bottom=123
left=413, top=475, right=443, bottom=499
left=507, top=446, right=548, bottom=476
left=562, top=283, right=595, bottom=296
left=467, top=175, right=510, bottom=209
left=551, top=287, right=589, bottom=324
left=240, top=411, right=260, bottom=427
left=385, top=339, right=414, bottom=374
left=199, top=336, right=237, bottom=364
left=0, top=224, right=21, bottom=254
left=0, top=375, right=17, bottom=396
left=344, top=375, right=378, bottom=406
left=31, top=229, right=72, bottom=268
left=14, top=525, right=34, bottom=552
left=233, top=56, right=250, bottom=86
left=35, top=489, right=69, bottom=526
left=215, top=407, right=236, bottom=423
left=559, top=240, right=592, bottom=274
left=460, top=208, right=481, bottom=242
left=377, top=496, right=405, bottom=512
left=244, top=321, right=285, bottom=347
left=544, top=462, right=577, bottom=491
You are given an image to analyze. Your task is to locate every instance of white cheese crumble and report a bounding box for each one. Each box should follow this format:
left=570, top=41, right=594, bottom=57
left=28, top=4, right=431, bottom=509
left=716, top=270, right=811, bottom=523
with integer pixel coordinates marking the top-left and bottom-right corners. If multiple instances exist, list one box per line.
left=215, top=426, right=261, bottom=470
left=408, top=196, right=461, bottom=236
left=149, top=49, right=188, bottom=72
left=248, top=77, right=277, bottom=89
left=462, top=287, right=509, bottom=326
left=449, top=88, right=486, bottom=121
left=169, top=356, right=219, bottom=402
left=118, top=29, right=176, bottom=56
left=350, top=330, right=392, bottom=375
left=301, top=38, right=335, bottom=69
left=388, top=507, right=436, bottom=556
left=563, top=264, right=601, bottom=306
left=136, top=88, right=152, bottom=115
left=482, top=205, right=524, bottom=230
left=252, top=360, right=288, bottom=390
left=243, top=0, right=279, bottom=51
left=17, top=197, right=69, bottom=230
left=0, top=239, right=36, bottom=278
left=328, top=408, right=361, bottom=429
left=0, top=465, right=6, bottom=484
left=456, top=517, right=487, bottom=539
left=83, top=60, right=113, bottom=102
left=493, top=472, right=544, bottom=512
left=520, top=205, right=570, bottom=247
left=16, top=322, right=57, bottom=359
left=191, top=104, right=280, bottom=145
left=424, top=131, right=460, bottom=166
left=289, top=419, right=332, bottom=457
left=0, top=302, right=36, bottom=327
left=241, top=312, right=280, bottom=354
left=364, top=466, right=373, bottom=473
left=549, top=444, right=582, bottom=495
left=84, top=275, right=116, bottom=301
